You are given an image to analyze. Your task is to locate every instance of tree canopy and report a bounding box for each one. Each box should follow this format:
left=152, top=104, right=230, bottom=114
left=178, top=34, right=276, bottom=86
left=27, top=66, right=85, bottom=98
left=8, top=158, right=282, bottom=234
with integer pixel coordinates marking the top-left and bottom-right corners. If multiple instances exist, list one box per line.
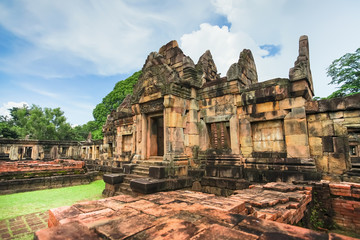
left=92, top=70, right=141, bottom=139
left=0, top=105, right=76, bottom=140
left=0, top=70, right=141, bottom=141
left=327, top=48, right=360, bottom=98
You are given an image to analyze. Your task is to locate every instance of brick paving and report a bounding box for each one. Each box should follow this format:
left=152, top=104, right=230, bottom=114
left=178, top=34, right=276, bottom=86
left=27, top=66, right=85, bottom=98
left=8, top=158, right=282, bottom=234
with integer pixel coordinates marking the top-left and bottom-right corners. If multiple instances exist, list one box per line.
left=36, top=183, right=358, bottom=239
left=0, top=211, right=48, bottom=240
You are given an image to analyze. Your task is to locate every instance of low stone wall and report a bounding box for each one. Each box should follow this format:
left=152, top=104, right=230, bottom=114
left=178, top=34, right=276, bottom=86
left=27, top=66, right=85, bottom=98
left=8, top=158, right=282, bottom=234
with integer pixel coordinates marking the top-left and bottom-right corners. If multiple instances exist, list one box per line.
left=0, top=159, right=84, bottom=174
left=330, top=182, right=360, bottom=233
left=0, top=171, right=98, bottom=195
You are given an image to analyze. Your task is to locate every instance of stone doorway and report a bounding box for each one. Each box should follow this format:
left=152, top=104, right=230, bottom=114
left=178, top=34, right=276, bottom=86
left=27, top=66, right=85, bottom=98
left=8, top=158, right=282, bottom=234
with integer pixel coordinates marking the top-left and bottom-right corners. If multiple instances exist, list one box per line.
left=148, top=115, right=164, bottom=157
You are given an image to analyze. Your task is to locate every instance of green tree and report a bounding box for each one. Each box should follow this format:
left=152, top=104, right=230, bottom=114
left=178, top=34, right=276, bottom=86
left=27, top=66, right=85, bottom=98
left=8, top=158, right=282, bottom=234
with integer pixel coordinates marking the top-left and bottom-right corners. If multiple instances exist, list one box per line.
left=327, top=48, right=360, bottom=98
left=0, top=116, right=19, bottom=138
left=92, top=70, right=141, bottom=139
left=72, top=121, right=99, bottom=141
left=1, top=105, right=76, bottom=140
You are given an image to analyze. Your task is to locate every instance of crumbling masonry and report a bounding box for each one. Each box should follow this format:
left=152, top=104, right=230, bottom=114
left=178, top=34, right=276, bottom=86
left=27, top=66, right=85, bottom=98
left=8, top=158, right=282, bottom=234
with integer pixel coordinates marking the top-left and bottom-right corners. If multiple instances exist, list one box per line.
left=1, top=36, right=360, bottom=238
left=100, top=35, right=360, bottom=194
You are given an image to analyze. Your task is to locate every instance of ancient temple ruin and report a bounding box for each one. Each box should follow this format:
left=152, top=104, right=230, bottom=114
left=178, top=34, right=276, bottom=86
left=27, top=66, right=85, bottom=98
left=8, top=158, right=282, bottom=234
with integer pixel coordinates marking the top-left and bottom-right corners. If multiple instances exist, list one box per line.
left=2, top=36, right=360, bottom=238
left=101, top=35, right=360, bottom=193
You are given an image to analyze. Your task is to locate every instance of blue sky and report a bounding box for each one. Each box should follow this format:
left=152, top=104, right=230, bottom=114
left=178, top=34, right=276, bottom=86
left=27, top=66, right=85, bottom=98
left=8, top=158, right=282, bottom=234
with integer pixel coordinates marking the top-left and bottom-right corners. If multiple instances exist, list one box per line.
left=1, top=0, right=360, bottom=125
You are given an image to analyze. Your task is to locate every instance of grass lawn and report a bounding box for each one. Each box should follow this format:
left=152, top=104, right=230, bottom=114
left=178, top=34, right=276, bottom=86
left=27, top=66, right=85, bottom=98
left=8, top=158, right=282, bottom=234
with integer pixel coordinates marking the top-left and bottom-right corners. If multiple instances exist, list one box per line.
left=0, top=180, right=105, bottom=220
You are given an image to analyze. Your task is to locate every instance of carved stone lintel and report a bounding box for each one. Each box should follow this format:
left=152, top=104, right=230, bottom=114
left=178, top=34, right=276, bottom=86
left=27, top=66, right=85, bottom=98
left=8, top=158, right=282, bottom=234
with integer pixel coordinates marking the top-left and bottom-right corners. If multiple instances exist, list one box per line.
left=139, top=99, right=164, bottom=114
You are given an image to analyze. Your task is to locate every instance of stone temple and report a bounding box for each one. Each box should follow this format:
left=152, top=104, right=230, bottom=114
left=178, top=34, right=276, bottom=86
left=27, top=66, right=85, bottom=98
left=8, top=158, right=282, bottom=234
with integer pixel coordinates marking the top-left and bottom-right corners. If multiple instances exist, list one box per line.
left=1, top=35, right=360, bottom=239
left=99, top=35, right=360, bottom=194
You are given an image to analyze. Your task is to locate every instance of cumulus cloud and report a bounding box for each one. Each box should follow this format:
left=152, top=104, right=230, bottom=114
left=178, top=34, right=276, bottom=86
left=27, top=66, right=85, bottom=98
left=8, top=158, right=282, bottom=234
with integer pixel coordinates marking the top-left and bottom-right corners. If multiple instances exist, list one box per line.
left=181, top=0, right=360, bottom=97
left=181, top=23, right=267, bottom=76
left=0, top=101, right=29, bottom=118
left=0, top=0, right=217, bottom=77
left=0, top=0, right=359, bottom=112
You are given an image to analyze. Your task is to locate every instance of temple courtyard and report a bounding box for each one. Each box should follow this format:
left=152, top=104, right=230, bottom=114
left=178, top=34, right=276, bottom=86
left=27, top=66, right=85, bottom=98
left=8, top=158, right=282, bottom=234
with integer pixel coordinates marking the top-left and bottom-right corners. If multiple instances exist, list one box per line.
left=34, top=182, right=359, bottom=240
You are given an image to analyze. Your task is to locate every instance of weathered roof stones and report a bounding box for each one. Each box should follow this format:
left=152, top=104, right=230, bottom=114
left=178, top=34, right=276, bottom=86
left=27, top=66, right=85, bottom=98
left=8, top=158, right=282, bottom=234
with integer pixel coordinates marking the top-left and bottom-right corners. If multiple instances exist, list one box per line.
left=226, top=49, right=258, bottom=87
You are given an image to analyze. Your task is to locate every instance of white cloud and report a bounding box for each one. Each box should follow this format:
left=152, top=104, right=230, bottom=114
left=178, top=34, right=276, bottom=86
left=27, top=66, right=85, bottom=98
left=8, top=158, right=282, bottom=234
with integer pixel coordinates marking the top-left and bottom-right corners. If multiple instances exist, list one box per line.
left=17, top=82, right=59, bottom=98
left=0, top=101, right=29, bottom=117
left=0, top=0, right=216, bottom=77
left=0, top=0, right=359, bottom=104
left=181, top=23, right=267, bottom=76
left=181, top=0, right=360, bottom=97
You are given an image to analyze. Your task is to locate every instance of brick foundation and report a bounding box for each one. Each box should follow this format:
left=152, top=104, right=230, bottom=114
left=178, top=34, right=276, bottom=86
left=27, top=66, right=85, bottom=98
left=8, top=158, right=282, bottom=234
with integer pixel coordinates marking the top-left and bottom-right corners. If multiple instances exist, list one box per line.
left=330, top=182, right=360, bottom=233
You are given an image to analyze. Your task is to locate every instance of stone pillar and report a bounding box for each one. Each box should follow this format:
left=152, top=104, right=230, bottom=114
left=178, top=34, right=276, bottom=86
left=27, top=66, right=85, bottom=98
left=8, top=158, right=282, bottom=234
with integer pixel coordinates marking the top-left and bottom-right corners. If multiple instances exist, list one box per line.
left=9, top=146, right=18, bottom=160
left=230, top=115, right=240, bottom=154
left=186, top=88, right=200, bottom=156
left=141, top=113, right=147, bottom=160
left=239, top=118, right=253, bottom=157
left=116, top=126, right=122, bottom=160
left=163, top=95, right=188, bottom=176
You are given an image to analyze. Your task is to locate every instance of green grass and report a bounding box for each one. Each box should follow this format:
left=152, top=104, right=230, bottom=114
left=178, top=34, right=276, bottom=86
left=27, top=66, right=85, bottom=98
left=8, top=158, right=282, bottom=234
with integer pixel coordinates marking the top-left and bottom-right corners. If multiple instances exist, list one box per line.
left=0, top=180, right=105, bottom=220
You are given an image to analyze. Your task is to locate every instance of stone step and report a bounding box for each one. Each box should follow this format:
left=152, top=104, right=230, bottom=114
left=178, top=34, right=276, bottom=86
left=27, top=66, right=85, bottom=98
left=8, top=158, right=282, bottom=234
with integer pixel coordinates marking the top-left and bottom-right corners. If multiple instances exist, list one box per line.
left=135, top=160, right=164, bottom=166
left=123, top=174, right=146, bottom=183
left=351, top=163, right=360, bottom=168
left=120, top=182, right=131, bottom=190
left=133, top=165, right=150, bottom=171
left=132, top=169, right=149, bottom=176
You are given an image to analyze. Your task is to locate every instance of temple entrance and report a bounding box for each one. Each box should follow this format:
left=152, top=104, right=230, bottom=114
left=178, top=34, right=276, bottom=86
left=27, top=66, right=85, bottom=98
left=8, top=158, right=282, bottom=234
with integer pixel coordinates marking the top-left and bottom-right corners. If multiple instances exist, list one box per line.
left=149, top=115, right=164, bottom=157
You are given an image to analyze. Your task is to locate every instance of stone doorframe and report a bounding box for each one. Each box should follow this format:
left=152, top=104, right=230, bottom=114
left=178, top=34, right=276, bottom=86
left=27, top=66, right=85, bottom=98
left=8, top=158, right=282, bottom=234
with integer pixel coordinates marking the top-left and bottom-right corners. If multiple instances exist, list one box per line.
left=144, top=112, right=165, bottom=160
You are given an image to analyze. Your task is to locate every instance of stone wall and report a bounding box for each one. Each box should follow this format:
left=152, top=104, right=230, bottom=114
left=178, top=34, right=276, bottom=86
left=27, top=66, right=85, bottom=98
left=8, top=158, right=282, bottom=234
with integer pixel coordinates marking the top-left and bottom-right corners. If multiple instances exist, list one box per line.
left=306, top=94, right=360, bottom=181
left=0, top=172, right=97, bottom=195
left=329, top=182, right=360, bottom=233
left=99, top=36, right=360, bottom=186
left=0, top=139, right=104, bottom=161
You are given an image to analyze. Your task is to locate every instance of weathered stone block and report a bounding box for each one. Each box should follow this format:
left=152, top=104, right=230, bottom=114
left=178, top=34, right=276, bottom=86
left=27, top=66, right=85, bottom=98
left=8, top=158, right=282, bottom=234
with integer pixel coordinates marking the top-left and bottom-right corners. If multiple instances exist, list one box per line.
left=149, top=166, right=167, bottom=179
left=333, top=137, right=345, bottom=154
left=307, top=121, right=321, bottom=137
left=284, top=119, right=307, bottom=135
left=285, top=135, right=308, bottom=146
left=166, top=112, right=183, bottom=128
left=309, top=137, right=323, bottom=156
left=240, top=136, right=253, bottom=147
left=130, top=178, right=167, bottom=194
left=328, top=153, right=347, bottom=175
left=333, top=123, right=347, bottom=136
left=344, top=117, right=360, bottom=125
left=123, top=164, right=136, bottom=174
left=319, top=98, right=346, bottom=112
left=218, top=166, right=243, bottom=179
left=256, top=101, right=279, bottom=113
left=285, top=107, right=306, bottom=119
left=345, top=93, right=360, bottom=109
left=187, top=134, right=199, bottom=146
left=241, top=147, right=253, bottom=157
left=315, top=155, right=329, bottom=172
left=321, top=120, right=335, bottom=136
left=322, top=136, right=334, bottom=152
left=305, top=101, right=319, bottom=113
left=187, top=169, right=205, bottom=179
left=286, top=145, right=310, bottom=158
left=329, top=111, right=344, bottom=119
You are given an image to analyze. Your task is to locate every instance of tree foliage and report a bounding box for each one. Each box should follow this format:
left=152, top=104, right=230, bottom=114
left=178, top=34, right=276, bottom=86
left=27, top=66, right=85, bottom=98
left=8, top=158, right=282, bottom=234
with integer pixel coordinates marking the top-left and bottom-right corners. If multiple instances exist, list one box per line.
left=0, top=105, right=76, bottom=140
left=0, top=71, right=141, bottom=141
left=327, top=48, right=360, bottom=98
left=92, top=70, right=141, bottom=139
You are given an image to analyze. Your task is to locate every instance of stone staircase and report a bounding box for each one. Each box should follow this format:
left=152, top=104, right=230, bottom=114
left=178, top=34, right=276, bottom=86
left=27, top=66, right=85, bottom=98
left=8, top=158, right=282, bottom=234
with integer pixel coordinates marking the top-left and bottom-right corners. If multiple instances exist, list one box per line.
left=115, top=156, right=164, bottom=195
left=116, top=174, right=144, bottom=195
